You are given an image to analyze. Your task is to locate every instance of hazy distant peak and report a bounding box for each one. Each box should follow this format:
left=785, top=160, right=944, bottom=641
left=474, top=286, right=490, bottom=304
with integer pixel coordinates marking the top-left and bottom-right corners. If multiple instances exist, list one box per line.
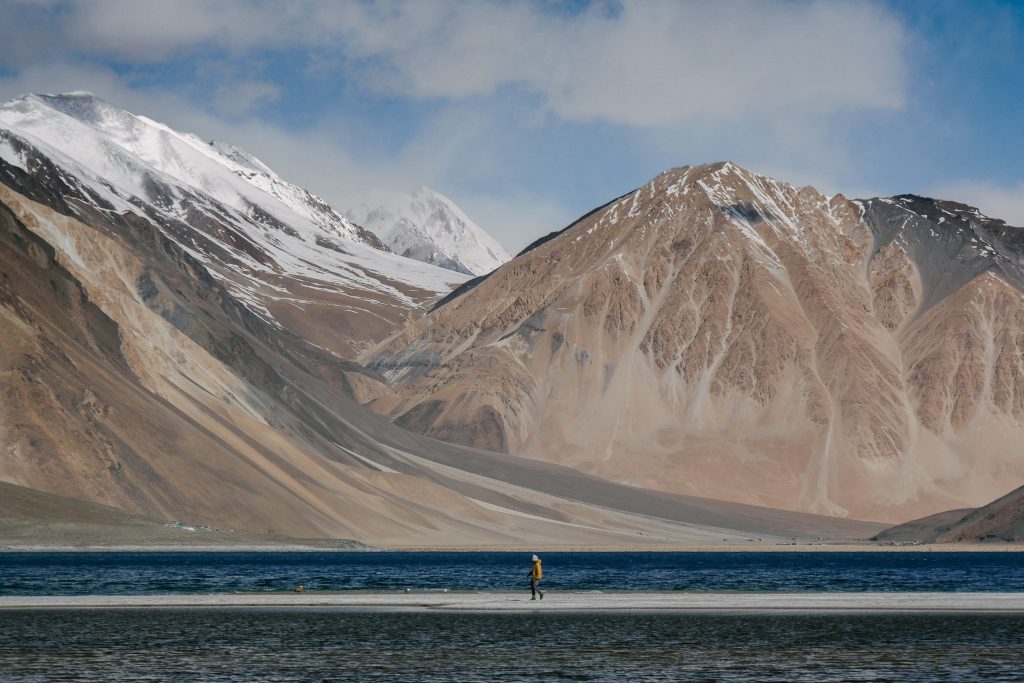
left=348, top=187, right=511, bottom=276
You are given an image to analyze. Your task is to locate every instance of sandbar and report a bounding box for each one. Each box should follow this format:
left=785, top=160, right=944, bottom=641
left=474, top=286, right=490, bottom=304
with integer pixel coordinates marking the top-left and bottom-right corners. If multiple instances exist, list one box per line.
left=3, top=592, right=1024, bottom=613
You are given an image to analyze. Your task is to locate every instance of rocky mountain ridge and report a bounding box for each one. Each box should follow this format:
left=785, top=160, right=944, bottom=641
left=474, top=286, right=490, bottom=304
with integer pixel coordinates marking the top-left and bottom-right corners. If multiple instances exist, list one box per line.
left=366, top=162, right=1024, bottom=523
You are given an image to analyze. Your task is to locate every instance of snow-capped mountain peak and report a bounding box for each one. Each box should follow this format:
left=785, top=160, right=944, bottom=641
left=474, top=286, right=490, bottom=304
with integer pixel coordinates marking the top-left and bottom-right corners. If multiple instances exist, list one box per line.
left=0, top=92, right=387, bottom=249
left=0, top=92, right=468, bottom=355
left=348, top=187, right=511, bottom=276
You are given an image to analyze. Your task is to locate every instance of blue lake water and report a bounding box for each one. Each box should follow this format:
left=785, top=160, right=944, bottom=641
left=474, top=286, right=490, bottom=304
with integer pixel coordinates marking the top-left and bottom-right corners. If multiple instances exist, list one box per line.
left=1, top=551, right=1022, bottom=595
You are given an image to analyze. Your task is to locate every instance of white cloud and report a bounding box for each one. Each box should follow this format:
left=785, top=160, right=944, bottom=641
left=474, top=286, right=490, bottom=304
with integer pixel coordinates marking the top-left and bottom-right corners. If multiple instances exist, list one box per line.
left=356, top=1, right=907, bottom=127
left=212, top=80, right=282, bottom=116
left=933, top=181, right=1024, bottom=226
left=63, top=0, right=295, bottom=59
left=42, top=0, right=906, bottom=128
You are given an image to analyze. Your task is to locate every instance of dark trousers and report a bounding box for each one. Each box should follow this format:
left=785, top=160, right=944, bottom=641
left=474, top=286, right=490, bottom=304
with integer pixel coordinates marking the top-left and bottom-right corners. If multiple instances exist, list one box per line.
left=530, top=578, right=543, bottom=598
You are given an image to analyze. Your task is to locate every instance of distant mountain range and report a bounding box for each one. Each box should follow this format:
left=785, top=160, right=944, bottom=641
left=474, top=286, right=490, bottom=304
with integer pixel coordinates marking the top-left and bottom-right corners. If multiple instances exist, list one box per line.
left=0, top=92, right=881, bottom=547
left=347, top=187, right=511, bottom=276
left=1, top=91, right=1021, bottom=545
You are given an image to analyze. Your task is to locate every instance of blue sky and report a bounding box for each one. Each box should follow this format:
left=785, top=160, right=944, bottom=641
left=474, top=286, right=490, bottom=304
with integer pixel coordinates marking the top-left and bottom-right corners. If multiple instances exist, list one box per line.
left=1, top=0, right=1021, bottom=251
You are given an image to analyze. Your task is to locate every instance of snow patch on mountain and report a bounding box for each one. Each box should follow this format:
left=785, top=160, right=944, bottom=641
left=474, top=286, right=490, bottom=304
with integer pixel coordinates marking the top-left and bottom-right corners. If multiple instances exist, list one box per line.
left=0, top=92, right=468, bottom=343
left=348, top=187, right=511, bottom=275
left=0, top=92, right=388, bottom=249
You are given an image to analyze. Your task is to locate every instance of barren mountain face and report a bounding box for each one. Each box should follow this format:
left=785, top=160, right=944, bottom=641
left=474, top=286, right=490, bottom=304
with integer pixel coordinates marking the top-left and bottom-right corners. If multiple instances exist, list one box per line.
left=2, top=95, right=885, bottom=547
left=367, top=162, right=1024, bottom=522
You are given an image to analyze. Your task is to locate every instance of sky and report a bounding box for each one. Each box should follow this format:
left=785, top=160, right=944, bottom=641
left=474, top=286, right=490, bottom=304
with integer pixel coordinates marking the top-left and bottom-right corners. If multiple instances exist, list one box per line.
left=1, top=0, right=1021, bottom=252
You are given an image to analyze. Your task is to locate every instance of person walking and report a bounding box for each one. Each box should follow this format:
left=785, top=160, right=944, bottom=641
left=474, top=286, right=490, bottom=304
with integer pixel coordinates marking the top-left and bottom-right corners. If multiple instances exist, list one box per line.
left=528, top=554, right=544, bottom=600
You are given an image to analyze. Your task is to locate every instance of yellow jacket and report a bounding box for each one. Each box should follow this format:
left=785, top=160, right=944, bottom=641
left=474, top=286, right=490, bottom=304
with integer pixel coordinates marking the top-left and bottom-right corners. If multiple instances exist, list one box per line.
left=531, top=559, right=543, bottom=579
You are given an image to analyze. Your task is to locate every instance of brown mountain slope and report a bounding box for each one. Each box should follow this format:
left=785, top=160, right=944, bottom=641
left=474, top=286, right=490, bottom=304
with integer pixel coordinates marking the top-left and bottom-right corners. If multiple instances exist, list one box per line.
left=366, top=162, right=1024, bottom=523
left=875, top=485, right=1024, bottom=543
left=0, top=481, right=364, bottom=548
left=932, top=485, right=1024, bottom=542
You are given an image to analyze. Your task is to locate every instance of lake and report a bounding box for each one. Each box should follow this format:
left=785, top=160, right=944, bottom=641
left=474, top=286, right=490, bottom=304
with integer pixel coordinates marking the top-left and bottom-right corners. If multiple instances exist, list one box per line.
left=3, top=551, right=1023, bottom=681
left=1, top=550, right=1022, bottom=595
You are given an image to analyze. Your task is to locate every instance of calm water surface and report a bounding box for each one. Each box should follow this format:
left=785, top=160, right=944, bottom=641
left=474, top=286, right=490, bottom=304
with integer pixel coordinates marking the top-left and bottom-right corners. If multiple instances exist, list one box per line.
left=2, top=609, right=1023, bottom=682
left=1, top=551, right=1022, bottom=595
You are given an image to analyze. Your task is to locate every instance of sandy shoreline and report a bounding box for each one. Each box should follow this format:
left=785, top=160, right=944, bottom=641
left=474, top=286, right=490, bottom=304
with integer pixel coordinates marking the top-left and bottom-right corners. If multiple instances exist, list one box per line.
left=374, top=543, right=1024, bottom=553
left=3, top=591, right=1024, bottom=613
left=3, top=542, right=1023, bottom=552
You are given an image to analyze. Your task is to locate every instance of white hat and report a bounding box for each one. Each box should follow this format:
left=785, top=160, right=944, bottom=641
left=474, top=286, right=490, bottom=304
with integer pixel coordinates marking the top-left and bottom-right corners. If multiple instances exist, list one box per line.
left=532, top=555, right=539, bottom=561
